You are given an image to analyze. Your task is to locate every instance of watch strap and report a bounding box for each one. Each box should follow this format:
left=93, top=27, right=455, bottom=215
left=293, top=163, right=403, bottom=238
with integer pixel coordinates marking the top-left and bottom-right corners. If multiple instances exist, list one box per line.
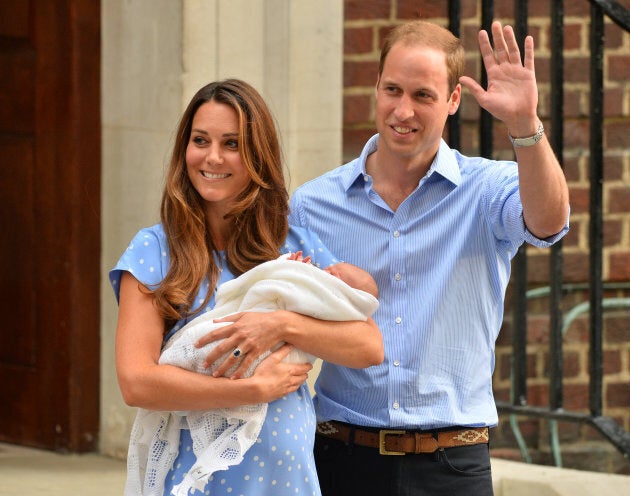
left=508, top=121, right=544, bottom=147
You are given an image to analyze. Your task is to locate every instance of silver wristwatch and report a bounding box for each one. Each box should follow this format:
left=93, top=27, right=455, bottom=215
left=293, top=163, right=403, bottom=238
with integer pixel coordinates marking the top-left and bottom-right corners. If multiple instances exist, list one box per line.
left=508, top=121, right=544, bottom=147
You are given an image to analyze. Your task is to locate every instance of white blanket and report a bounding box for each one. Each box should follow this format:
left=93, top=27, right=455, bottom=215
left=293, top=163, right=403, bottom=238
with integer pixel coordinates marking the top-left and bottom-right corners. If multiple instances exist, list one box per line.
left=125, top=256, right=379, bottom=496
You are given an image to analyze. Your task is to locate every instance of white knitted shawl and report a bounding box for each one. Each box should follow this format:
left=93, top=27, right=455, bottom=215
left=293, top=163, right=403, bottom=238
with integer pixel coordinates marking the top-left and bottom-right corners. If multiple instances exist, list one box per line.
left=125, top=256, right=379, bottom=496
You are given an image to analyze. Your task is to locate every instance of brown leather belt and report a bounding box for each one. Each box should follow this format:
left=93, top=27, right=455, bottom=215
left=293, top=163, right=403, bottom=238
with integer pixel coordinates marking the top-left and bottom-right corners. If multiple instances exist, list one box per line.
left=316, top=421, right=489, bottom=455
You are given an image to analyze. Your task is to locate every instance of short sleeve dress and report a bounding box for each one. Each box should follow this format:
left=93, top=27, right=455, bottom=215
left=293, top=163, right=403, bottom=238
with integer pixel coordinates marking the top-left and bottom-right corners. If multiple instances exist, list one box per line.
left=110, top=224, right=339, bottom=496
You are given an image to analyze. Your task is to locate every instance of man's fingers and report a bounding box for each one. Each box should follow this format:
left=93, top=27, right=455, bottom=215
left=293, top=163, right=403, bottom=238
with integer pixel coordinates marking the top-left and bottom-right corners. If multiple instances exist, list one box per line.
left=459, top=75, right=485, bottom=103
left=491, top=21, right=510, bottom=63
left=477, top=29, right=497, bottom=70
left=523, top=35, right=535, bottom=71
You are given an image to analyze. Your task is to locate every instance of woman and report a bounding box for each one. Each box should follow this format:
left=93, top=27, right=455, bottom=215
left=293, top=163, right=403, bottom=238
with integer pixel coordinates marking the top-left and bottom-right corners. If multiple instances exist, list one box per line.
left=110, top=79, right=383, bottom=496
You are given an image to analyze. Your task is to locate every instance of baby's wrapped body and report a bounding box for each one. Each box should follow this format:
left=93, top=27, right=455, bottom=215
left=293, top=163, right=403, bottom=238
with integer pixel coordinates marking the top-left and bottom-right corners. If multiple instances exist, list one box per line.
left=127, top=255, right=379, bottom=496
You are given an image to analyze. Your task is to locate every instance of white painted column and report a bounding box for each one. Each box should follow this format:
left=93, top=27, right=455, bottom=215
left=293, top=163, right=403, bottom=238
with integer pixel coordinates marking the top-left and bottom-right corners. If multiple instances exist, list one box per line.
left=100, top=0, right=183, bottom=458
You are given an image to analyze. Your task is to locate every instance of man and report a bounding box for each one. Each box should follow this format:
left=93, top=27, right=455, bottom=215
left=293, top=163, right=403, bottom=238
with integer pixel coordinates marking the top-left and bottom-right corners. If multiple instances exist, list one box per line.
left=288, top=20, right=569, bottom=496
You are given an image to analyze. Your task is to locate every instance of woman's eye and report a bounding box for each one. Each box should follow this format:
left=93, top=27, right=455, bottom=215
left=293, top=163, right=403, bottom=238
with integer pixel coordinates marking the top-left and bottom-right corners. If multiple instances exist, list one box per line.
left=226, top=139, right=239, bottom=149
left=192, top=136, right=207, bottom=145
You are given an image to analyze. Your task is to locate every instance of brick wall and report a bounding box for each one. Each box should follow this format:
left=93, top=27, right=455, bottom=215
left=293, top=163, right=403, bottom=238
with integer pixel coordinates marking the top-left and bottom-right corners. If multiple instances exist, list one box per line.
left=343, top=0, right=630, bottom=473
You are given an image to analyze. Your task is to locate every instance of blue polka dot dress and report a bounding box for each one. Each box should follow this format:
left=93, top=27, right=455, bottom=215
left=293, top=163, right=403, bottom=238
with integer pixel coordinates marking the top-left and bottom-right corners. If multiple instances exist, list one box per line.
left=110, top=224, right=339, bottom=496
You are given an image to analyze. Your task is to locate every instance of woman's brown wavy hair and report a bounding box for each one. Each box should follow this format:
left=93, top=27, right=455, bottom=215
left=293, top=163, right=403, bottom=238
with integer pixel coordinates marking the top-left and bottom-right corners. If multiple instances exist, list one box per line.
left=152, top=79, right=289, bottom=328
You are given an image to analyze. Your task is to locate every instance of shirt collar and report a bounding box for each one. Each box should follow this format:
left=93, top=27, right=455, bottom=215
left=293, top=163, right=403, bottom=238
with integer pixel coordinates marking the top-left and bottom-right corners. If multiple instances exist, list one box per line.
left=432, top=139, right=462, bottom=186
left=342, top=135, right=462, bottom=191
left=342, top=134, right=379, bottom=191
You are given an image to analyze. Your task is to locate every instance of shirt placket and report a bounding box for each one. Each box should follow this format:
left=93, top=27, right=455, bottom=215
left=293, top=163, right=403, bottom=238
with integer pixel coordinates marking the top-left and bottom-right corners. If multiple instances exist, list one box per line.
left=387, top=217, right=408, bottom=424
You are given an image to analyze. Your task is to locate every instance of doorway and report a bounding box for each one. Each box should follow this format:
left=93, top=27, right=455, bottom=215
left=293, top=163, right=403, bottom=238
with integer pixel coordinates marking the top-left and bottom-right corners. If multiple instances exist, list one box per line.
left=0, top=0, right=101, bottom=452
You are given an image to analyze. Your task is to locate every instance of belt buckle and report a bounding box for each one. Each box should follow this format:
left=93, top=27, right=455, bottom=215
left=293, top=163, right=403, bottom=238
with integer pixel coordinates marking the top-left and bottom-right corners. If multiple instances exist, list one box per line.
left=379, top=429, right=406, bottom=455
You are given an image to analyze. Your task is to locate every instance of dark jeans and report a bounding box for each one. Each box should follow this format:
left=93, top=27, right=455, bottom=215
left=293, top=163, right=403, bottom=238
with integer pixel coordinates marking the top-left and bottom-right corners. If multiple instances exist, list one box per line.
left=314, top=433, right=494, bottom=496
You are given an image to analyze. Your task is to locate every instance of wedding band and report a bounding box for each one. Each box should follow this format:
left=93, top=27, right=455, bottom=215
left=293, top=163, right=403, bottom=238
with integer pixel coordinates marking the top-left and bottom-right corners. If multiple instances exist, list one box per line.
left=233, top=348, right=243, bottom=358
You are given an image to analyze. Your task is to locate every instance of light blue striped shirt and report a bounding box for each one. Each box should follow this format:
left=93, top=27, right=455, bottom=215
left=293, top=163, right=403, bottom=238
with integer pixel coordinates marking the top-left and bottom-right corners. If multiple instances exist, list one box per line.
left=289, top=134, right=568, bottom=430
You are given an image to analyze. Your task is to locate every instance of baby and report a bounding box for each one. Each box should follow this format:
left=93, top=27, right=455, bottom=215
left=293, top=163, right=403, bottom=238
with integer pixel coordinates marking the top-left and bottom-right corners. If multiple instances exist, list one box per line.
left=126, top=254, right=379, bottom=496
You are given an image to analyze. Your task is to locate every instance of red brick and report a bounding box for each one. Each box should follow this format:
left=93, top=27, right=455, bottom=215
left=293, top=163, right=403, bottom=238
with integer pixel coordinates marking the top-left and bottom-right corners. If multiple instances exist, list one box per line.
left=564, top=23, right=583, bottom=51
left=526, top=253, right=551, bottom=284
left=563, top=119, right=590, bottom=149
left=345, top=27, right=375, bottom=55
left=526, top=25, right=543, bottom=51
left=562, top=252, right=590, bottom=282
left=562, top=156, right=582, bottom=182
left=554, top=420, right=584, bottom=443
left=604, top=21, right=625, bottom=50
left=345, top=0, right=390, bottom=20
left=564, top=0, right=591, bottom=16
left=604, top=219, right=623, bottom=247
left=606, top=120, right=630, bottom=149
left=608, top=55, right=630, bottom=82
left=528, top=352, right=538, bottom=379
left=397, top=0, right=447, bottom=20
left=564, top=351, right=581, bottom=378
left=343, top=128, right=376, bottom=162
left=563, top=89, right=585, bottom=118
left=535, top=55, right=550, bottom=84
left=609, top=253, right=630, bottom=281
left=458, top=1, right=478, bottom=18
left=562, top=314, right=589, bottom=344
left=562, top=219, right=580, bottom=248
left=564, top=57, right=590, bottom=83
left=604, top=314, right=630, bottom=344
left=608, top=186, right=630, bottom=214
left=604, top=154, right=624, bottom=181
left=527, top=316, right=550, bottom=344
left=602, top=349, right=622, bottom=375
left=496, top=350, right=511, bottom=382
left=462, top=25, right=482, bottom=51
left=344, top=60, right=379, bottom=87
left=529, top=2, right=550, bottom=17
left=542, top=350, right=581, bottom=379
left=510, top=419, right=540, bottom=445
left=563, top=383, right=589, bottom=410
left=459, top=122, right=479, bottom=155
left=343, top=94, right=372, bottom=126
left=493, top=386, right=510, bottom=403
left=459, top=81, right=481, bottom=118
left=528, top=383, right=549, bottom=407
left=496, top=321, right=512, bottom=347
left=492, top=125, right=513, bottom=154
left=568, top=186, right=588, bottom=214
left=493, top=0, right=516, bottom=18
left=606, top=382, right=630, bottom=408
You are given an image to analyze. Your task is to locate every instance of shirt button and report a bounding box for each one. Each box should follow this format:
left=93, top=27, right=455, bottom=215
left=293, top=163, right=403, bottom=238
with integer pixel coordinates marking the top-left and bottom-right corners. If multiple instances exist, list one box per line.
left=395, top=273, right=402, bottom=281
left=393, top=402, right=400, bottom=409
left=393, top=360, right=400, bottom=366
left=393, top=230, right=400, bottom=238
left=395, top=316, right=402, bottom=324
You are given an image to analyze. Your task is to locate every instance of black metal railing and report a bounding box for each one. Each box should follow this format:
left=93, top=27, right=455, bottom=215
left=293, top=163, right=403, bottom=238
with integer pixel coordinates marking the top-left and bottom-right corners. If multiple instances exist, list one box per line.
left=448, top=0, right=630, bottom=464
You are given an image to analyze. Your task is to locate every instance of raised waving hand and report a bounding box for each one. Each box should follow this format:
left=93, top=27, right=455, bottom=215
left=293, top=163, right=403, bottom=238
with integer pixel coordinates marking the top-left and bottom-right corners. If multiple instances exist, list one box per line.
left=459, top=21, right=538, bottom=137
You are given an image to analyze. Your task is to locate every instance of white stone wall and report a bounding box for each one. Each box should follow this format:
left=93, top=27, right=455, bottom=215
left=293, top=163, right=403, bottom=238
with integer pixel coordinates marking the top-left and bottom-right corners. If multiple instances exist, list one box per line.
left=100, top=0, right=342, bottom=457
